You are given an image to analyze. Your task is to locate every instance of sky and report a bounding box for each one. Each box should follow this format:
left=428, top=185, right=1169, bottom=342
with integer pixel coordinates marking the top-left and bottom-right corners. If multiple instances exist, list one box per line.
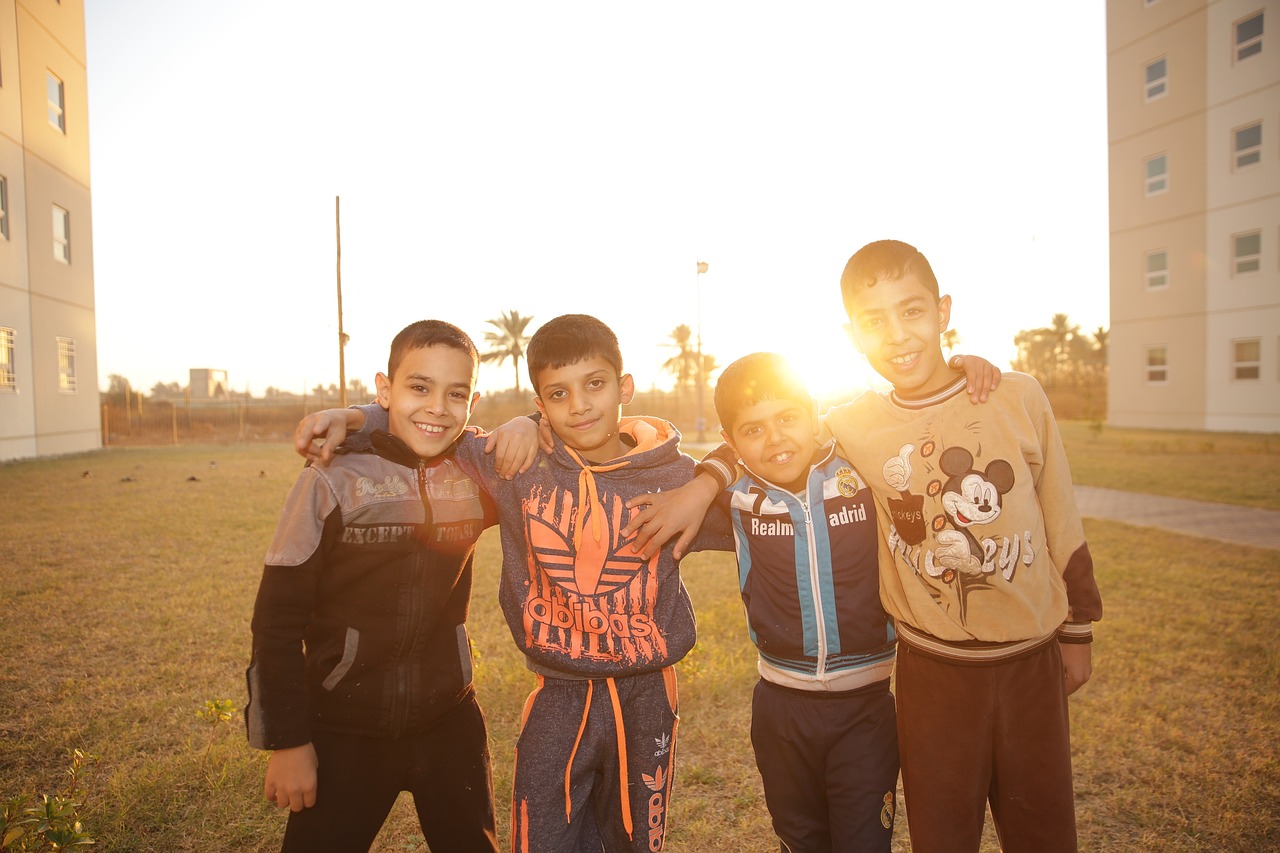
left=84, top=2, right=1111, bottom=403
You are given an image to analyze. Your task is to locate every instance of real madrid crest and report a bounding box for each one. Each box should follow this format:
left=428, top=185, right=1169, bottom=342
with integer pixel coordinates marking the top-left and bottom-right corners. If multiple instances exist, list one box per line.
left=836, top=466, right=859, bottom=498
left=880, top=791, right=895, bottom=829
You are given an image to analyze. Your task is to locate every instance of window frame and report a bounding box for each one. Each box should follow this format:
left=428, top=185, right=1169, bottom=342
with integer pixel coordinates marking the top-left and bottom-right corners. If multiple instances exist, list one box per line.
left=1232, top=338, right=1261, bottom=381
left=56, top=336, right=75, bottom=393
left=1232, top=230, right=1262, bottom=276
left=1235, top=10, right=1264, bottom=63
left=1144, top=56, right=1168, bottom=102
left=0, top=327, right=15, bottom=392
left=1146, top=345, right=1169, bottom=384
left=1233, top=121, right=1262, bottom=170
left=52, top=204, right=69, bottom=263
left=1145, top=153, right=1168, bottom=196
left=46, top=71, right=64, bottom=132
left=1145, top=249, right=1169, bottom=290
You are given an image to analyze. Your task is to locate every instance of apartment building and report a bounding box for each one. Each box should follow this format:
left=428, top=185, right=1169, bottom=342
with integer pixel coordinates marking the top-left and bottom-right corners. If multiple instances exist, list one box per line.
left=0, top=0, right=97, bottom=460
left=1108, top=0, right=1279, bottom=432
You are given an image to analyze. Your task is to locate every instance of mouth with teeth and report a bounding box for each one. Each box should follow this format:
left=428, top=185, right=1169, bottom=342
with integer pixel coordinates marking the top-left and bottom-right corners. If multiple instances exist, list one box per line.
left=414, top=422, right=447, bottom=435
left=888, top=352, right=920, bottom=370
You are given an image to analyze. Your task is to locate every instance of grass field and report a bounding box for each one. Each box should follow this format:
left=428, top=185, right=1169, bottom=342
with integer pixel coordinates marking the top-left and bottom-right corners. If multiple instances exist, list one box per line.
left=1, top=428, right=1278, bottom=851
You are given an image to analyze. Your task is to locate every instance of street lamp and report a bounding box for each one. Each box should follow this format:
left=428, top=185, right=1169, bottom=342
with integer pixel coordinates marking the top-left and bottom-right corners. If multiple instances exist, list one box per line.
left=695, top=260, right=708, bottom=442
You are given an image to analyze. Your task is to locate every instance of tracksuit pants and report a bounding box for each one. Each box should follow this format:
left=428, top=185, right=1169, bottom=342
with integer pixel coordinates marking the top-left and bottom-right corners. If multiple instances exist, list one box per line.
left=281, top=693, right=498, bottom=852
left=895, top=634, right=1077, bottom=853
left=750, top=678, right=899, bottom=853
left=510, top=668, right=679, bottom=853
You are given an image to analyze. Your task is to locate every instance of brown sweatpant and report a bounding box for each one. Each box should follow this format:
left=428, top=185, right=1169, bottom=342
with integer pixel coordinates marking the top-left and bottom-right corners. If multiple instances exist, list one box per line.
left=894, top=637, right=1077, bottom=853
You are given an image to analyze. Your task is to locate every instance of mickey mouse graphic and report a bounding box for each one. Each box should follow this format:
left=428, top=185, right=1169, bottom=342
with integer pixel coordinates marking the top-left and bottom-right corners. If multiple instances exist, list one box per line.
left=881, top=443, right=1016, bottom=624
left=934, top=446, right=1015, bottom=578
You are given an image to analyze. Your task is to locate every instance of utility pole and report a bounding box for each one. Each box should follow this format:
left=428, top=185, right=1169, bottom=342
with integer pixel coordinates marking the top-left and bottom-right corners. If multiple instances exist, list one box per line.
left=336, top=196, right=348, bottom=407
left=695, top=260, right=708, bottom=442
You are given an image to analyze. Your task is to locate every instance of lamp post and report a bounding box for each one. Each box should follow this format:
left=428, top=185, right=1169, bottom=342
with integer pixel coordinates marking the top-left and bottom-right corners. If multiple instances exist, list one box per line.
left=695, top=260, right=708, bottom=442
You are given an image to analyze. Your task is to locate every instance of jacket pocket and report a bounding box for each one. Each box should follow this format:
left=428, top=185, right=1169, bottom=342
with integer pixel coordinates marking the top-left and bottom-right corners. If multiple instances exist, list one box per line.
left=456, top=624, right=473, bottom=687
left=321, top=627, right=360, bottom=691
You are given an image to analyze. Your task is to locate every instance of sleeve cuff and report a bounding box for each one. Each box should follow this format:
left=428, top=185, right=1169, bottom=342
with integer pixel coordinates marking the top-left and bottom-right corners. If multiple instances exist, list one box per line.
left=1056, top=621, right=1094, bottom=644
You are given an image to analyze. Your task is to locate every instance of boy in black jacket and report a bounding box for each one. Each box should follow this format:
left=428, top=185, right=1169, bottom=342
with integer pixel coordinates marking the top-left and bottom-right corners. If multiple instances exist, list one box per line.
left=246, top=319, right=534, bottom=852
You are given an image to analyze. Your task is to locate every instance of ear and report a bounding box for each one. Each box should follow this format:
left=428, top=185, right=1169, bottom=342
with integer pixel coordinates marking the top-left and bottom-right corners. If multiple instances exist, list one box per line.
left=375, top=372, right=392, bottom=409
left=937, top=294, right=953, bottom=334
left=719, top=427, right=736, bottom=453
left=534, top=395, right=547, bottom=417
left=619, top=373, right=635, bottom=405
left=467, top=391, right=480, bottom=415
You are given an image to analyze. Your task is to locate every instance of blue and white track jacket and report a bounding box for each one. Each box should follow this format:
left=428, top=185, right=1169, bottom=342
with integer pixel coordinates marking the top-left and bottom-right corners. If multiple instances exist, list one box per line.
left=704, top=442, right=896, bottom=692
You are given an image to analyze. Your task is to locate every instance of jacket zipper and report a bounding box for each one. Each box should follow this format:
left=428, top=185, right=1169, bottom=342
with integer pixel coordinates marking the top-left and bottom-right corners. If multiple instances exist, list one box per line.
left=799, top=483, right=828, bottom=682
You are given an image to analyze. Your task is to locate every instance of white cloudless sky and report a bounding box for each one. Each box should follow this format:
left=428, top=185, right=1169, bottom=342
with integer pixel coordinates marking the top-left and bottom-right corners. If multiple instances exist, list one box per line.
left=85, top=1, right=1111, bottom=403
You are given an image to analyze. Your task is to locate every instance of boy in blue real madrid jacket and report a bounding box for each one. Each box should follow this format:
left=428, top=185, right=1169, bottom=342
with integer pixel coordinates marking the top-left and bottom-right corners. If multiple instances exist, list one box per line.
left=701, top=352, right=899, bottom=852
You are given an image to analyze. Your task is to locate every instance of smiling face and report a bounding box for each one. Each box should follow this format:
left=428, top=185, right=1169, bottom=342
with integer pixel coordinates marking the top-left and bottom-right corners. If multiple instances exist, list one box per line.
left=845, top=271, right=954, bottom=398
left=534, top=356, right=635, bottom=462
left=723, top=397, right=819, bottom=492
left=375, top=344, right=479, bottom=460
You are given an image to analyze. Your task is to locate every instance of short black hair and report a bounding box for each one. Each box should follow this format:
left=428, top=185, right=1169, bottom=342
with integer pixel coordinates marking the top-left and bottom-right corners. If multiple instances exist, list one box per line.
left=840, top=239, right=940, bottom=318
left=387, top=320, right=479, bottom=379
left=714, top=352, right=812, bottom=434
left=526, top=314, right=624, bottom=394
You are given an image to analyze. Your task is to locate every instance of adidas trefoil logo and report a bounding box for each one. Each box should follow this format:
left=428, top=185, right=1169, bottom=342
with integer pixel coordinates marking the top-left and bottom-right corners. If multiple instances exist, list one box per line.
left=653, top=733, right=670, bottom=758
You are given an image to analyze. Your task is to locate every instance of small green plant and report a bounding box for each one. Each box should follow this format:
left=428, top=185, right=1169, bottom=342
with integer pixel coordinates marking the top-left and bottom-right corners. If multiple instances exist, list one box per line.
left=195, top=698, right=238, bottom=770
left=1, top=749, right=99, bottom=851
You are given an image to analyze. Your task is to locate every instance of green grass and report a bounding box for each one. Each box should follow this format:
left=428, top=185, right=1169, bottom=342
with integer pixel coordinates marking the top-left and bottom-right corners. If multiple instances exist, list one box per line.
left=2, top=442, right=1278, bottom=851
left=1058, top=421, right=1280, bottom=509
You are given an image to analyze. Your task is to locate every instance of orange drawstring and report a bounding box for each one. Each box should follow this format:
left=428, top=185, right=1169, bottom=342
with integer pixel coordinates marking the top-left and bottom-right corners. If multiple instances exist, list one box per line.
left=565, top=448, right=628, bottom=549
left=606, top=677, right=634, bottom=839
left=564, top=680, right=593, bottom=823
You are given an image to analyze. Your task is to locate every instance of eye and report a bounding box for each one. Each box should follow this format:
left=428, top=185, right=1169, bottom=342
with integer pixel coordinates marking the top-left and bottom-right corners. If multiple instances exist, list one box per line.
left=548, top=389, right=566, bottom=401
left=779, top=414, right=796, bottom=425
left=411, top=383, right=428, bottom=393
left=902, top=307, right=924, bottom=319
left=862, top=317, right=882, bottom=330
left=587, top=379, right=605, bottom=391
left=742, top=425, right=761, bottom=438
left=450, top=390, right=468, bottom=401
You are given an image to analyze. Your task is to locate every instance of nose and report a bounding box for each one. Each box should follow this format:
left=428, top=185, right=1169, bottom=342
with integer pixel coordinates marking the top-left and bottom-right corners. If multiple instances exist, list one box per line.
left=423, top=389, right=447, bottom=414
left=884, top=315, right=909, bottom=343
left=568, top=389, right=589, bottom=415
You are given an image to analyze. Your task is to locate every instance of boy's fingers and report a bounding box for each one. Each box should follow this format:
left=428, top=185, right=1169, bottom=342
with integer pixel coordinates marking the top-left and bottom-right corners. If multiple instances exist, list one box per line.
left=671, top=528, right=698, bottom=561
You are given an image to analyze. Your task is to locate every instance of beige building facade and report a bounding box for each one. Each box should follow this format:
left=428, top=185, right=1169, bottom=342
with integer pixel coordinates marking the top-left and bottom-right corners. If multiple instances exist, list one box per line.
left=1107, top=0, right=1279, bottom=432
left=0, top=0, right=97, bottom=460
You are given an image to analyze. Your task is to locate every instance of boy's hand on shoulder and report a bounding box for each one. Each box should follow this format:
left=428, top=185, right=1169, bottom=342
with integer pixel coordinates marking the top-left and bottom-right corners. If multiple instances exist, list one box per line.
left=264, top=742, right=318, bottom=811
left=294, top=408, right=366, bottom=463
left=484, top=416, right=540, bottom=479
left=1059, top=641, right=1092, bottom=695
left=950, top=354, right=1002, bottom=403
left=622, top=472, right=721, bottom=560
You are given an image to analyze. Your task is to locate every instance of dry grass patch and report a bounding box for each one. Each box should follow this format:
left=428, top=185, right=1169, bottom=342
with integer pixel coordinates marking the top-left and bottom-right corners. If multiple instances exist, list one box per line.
left=2, top=445, right=1278, bottom=850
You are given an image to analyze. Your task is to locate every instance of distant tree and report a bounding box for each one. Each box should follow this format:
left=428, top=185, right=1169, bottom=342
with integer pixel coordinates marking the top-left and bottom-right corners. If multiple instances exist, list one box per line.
left=150, top=381, right=183, bottom=398
left=941, top=329, right=960, bottom=358
left=480, top=310, right=534, bottom=391
left=1013, top=314, right=1107, bottom=387
left=348, top=378, right=369, bottom=402
left=662, top=324, right=699, bottom=395
left=104, top=374, right=132, bottom=403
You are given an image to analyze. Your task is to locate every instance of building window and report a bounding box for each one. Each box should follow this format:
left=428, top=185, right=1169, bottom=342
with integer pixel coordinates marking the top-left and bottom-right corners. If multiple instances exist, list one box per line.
left=0, top=176, right=8, bottom=240
left=1233, top=339, right=1261, bottom=380
left=0, top=327, right=14, bottom=392
left=56, top=336, right=75, bottom=392
left=1146, top=346, right=1168, bottom=383
left=52, top=205, right=69, bottom=263
left=1145, top=250, right=1169, bottom=290
left=1236, top=11, right=1264, bottom=63
left=46, top=71, right=64, bottom=132
left=1145, top=154, right=1168, bottom=195
left=1144, top=57, right=1167, bottom=101
left=1233, top=231, right=1261, bottom=275
left=1234, top=122, right=1263, bottom=169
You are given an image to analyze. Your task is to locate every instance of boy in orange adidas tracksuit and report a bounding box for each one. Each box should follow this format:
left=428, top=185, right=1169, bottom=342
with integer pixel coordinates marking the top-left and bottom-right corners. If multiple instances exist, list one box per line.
left=343, top=314, right=732, bottom=852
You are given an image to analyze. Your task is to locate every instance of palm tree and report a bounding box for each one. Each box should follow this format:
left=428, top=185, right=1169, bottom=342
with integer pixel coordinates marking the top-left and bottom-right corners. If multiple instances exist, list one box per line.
left=662, top=325, right=700, bottom=393
left=480, top=310, right=534, bottom=391
left=941, top=329, right=960, bottom=358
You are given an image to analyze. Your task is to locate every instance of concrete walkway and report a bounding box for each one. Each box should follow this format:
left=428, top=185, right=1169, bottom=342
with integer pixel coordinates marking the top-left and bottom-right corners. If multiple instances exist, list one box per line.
left=1074, top=485, right=1280, bottom=551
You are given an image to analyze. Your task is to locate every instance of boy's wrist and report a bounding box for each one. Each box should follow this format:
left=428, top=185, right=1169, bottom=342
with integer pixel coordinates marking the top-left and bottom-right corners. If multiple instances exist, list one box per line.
left=1057, top=621, right=1094, bottom=644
